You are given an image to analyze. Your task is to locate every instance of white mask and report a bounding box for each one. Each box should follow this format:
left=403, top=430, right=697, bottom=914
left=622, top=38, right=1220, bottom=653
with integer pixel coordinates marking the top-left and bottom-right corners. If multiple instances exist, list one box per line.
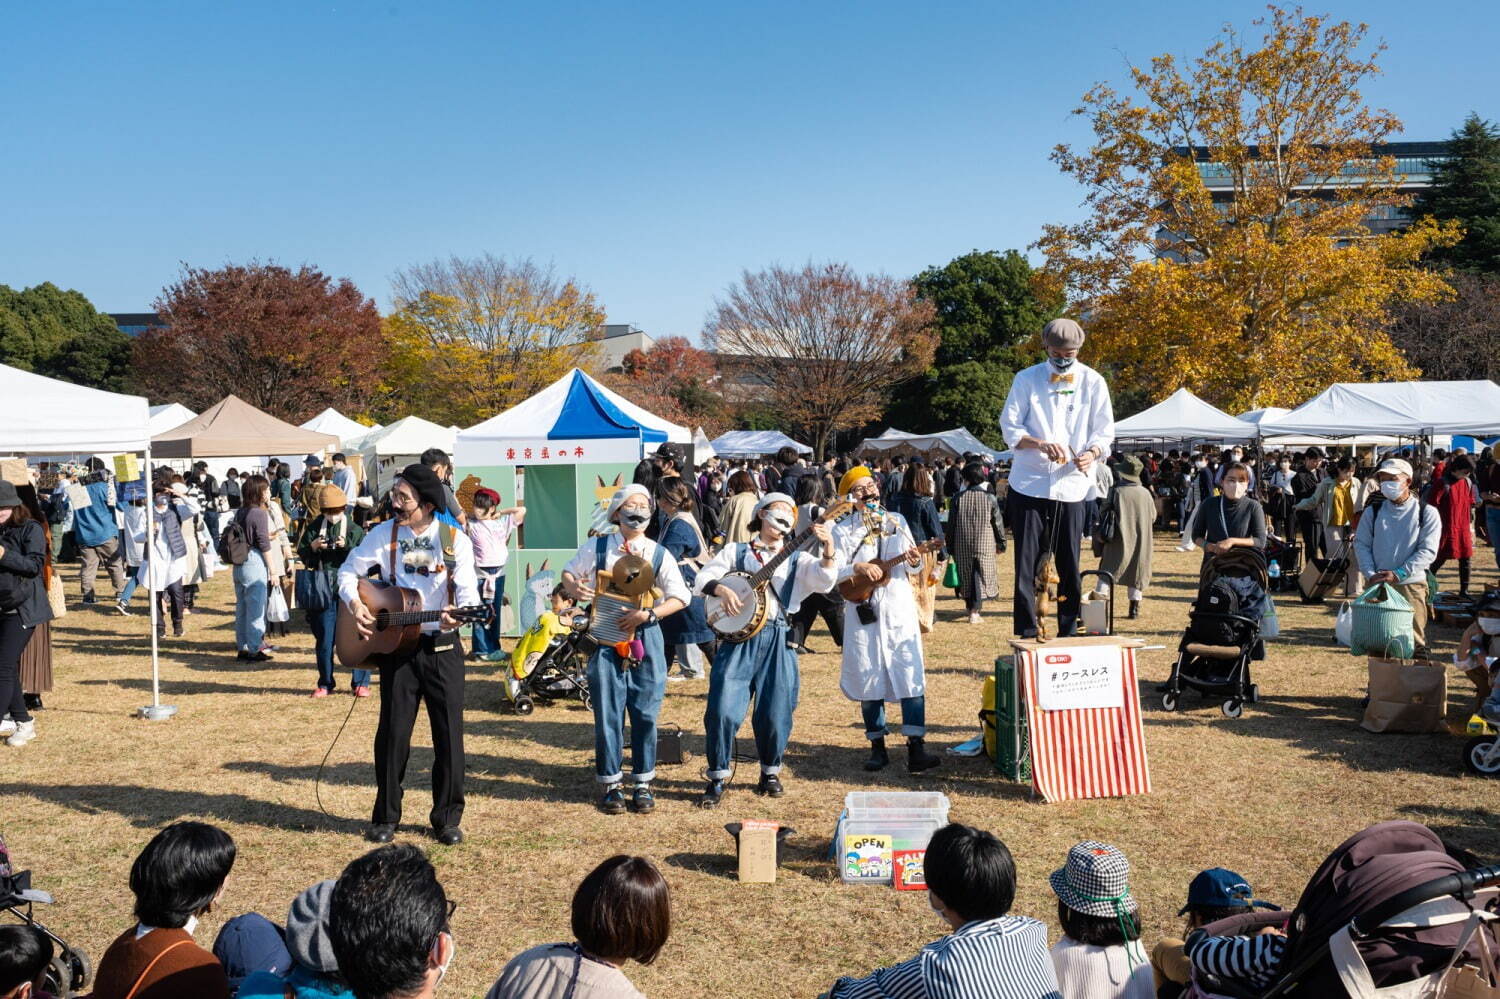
left=1379, top=481, right=1405, bottom=502
left=1222, top=481, right=1247, bottom=500
left=1479, top=617, right=1500, bottom=635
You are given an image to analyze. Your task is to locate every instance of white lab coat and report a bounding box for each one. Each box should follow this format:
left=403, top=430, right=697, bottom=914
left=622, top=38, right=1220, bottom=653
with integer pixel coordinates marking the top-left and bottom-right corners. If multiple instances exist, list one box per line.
left=833, top=510, right=925, bottom=702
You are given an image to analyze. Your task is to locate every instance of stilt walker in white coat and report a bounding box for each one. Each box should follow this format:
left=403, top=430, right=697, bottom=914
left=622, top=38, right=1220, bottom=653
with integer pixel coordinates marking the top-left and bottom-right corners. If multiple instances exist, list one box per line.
left=831, top=466, right=941, bottom=773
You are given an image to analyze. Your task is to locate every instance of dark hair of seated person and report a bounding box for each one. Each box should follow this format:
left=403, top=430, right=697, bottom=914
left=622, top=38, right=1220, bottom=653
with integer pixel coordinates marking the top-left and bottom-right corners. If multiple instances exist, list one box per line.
left=1058, top=899, right=1142, bottom=947
left=571, top=855, right=671, bottom=965
left=329, top=844, right=449, bottom=999
left=0, top=924, right=53, bottom=994
left=130, top=821, right=237, bottom=928
left=923, top=823, right=1017, bottom=924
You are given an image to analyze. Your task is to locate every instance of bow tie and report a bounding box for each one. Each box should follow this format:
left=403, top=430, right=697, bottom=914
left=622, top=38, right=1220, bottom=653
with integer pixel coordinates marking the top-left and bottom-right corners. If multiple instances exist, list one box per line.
left=1050, top=372, right=1075, bottom=385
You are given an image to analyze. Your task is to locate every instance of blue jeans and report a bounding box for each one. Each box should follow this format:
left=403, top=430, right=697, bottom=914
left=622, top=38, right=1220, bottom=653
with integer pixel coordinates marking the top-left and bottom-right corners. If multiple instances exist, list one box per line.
left=1487, top=508, right=1500, bottom=574
left=119, top=565, right=141, bottom=605
left=704, top=619, right=799, bottom=778
left=862, top=696, right=926, bottom=740
left=587, top=622, right=666, bottom=785
left=309, top=603, right=370, bottom=690
left=471, top=569, right=505, bottom=656
left=233, top=556, right=268, bottom=653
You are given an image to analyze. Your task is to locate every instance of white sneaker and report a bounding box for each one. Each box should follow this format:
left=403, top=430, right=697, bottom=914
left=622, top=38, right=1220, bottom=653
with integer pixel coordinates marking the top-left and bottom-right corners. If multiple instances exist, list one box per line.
left=968, top=612, right=982, bottom=625
left=1176, top=543, right=1196, bottom=552
left=0, top=718, right=15, bottom=737
left=7, top=720, right=36, bottom=747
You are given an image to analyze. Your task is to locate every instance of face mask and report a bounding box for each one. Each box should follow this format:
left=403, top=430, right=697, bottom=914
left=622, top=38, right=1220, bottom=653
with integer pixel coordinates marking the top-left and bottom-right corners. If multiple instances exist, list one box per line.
left=1280, top=462, right=1291, bottom=471
left=1231, top=453, right=1243, bottom=462
left=1379, top=480, right=1405, bottom=501
left=325, top=512, right=345, bottom=525
left=1222, top=481, right=1247, bottom=500
left=1480, top=617, right=1500, bottom=636
left=620, top=511, right=651, bottom=530
left=1195, top=460, right=1207, bottom=469
left=1048, top=354, right=1076, bottom=372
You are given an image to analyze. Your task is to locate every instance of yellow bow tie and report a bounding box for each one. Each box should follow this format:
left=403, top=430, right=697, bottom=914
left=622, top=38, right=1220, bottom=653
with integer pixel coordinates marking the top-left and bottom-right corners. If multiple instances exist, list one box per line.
left=1050, top=372, right=1075, bottom=385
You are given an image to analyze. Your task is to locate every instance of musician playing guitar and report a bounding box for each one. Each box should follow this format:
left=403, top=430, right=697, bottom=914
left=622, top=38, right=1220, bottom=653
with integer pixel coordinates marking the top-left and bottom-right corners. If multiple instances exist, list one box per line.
left=693, top=492, right=840, bottom=808
left=337, top=463, right=480, bottom=846
left=831, top=466, right=942, bottom=774
left=561, top=484, right=688, bottom=816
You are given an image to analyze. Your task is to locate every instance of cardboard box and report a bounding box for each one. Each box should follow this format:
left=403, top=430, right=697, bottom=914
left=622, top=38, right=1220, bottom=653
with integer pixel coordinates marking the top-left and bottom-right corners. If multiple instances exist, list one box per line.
left=737, top=820, right=780, bottom=884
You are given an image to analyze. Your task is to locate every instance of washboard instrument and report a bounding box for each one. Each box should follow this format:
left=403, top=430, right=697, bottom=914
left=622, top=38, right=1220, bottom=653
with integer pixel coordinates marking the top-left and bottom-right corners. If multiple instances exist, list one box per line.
left=705, top=501, right=853, bottom=643
left=589, top=553, right=659, bottom=647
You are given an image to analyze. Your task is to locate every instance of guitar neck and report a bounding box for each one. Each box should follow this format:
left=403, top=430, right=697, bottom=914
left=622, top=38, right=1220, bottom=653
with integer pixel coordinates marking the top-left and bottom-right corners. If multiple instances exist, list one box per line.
left=382, top=609, right=452, bottom=627
left=747, top=528, right=818, bottom=588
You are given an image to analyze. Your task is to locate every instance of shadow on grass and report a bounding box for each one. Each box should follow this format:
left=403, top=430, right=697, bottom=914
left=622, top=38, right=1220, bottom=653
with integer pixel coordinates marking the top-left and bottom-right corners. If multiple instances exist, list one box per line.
left=77, top=676, right=312, bottom=697
left=7, top=782, right=360, bottom=834
left=1397, top=803, right=1500, bottom=863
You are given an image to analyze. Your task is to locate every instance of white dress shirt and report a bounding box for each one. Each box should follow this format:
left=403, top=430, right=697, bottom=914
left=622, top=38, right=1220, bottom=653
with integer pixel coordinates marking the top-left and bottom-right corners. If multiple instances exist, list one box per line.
left=693, top=538, right=839, bottom=618
left=563, top=534, right=690, bottom=605
left=1000, top=360, right=1115, bottom=504
left=338, top=519, right=481, bottom=632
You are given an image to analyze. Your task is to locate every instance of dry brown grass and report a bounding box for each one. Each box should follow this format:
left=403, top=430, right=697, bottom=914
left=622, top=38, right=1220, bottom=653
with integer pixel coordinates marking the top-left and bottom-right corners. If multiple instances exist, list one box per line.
left=5, top=538, right=1496, bottom=999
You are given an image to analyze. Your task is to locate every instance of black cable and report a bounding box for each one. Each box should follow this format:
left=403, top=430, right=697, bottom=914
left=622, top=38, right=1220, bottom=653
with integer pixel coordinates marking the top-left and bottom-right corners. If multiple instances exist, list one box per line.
left=316, top=694, right=362, bottom=823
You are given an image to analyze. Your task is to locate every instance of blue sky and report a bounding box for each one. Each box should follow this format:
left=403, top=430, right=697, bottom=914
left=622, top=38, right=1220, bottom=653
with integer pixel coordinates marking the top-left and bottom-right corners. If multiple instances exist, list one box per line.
left=3, top=1, right=1494, bottom=340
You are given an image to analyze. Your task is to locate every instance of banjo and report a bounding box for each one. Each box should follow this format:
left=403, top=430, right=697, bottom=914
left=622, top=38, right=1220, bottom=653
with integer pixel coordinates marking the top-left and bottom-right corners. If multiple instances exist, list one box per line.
left=705, top=501, right=853, bottom=643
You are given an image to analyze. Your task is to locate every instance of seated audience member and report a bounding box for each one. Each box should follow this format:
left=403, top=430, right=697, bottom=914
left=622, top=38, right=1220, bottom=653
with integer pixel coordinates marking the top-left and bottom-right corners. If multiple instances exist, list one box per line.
left=1182, top=920, right=1287, bottom=995
left=211, top=907, right=291, bottom=992
left=328, top=845, right=453, bottom=999
left=487, top=855, right=670, bottom=999
left=236, top=880, right=354, bottom=999
left=0, top=924, right=54, bottom=999
left=90, top=822, right=237, bottom=999
left=1049, top=841, right=1153, bottom=999
left=1457, top=593, right=1500, bottom=722
left=1150, top=868, right=1274, bottom=998
left=827, top=823, right=1061, bottom=999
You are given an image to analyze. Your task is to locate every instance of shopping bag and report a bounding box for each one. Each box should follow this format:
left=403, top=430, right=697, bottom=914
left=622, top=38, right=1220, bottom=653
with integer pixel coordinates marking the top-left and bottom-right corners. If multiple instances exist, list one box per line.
left=1360, top=657, right=1447, bottom=733
left=294, top=568, right=332, bottom=612
left=1435, top=909, right=1500, bottom=998
left=1334, top=600, right=1354, bottom=647
left=65, top=482, right=92, bottom=511
left=1350, top=583, right=1415, bottom=660
left=46, top=570, right=67, bottom=620
left=943, top=559, right=960, bottom=589
left=266, top=586, right=290, bottom=624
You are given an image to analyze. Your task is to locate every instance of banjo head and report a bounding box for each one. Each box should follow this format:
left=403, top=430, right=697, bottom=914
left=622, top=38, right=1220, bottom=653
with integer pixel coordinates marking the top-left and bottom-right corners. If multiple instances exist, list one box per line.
left=609, top=554, right=656, bottom=597
left=706, top=572, right=763, bottom=641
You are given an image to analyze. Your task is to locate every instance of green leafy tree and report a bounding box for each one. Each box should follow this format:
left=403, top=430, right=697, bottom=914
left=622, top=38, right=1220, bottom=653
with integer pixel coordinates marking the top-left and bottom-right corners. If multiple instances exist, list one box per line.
left=1412, top=113, right=1500, bottom=273
left=0, top=282, right=133, bottom=391
left=889, top=250, right=1058, bottom=446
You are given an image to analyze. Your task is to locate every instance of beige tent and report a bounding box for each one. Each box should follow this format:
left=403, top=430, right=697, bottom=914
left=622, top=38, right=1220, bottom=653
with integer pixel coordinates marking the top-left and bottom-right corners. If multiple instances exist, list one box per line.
left=152, top=394, right=338, bottom=458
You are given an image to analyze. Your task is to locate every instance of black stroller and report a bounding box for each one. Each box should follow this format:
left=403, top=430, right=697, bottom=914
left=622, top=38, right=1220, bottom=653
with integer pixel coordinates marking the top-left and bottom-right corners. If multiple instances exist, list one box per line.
left=2, top=866, right=91, bottom=997
left=506, top=610, right=593, bottom=715
left=1161, top=549, right=1267, bottom=718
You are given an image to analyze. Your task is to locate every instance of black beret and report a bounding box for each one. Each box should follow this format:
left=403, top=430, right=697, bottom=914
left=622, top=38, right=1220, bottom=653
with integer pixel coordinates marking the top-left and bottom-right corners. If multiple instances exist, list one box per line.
left=397, top=463, right=447, bottom=512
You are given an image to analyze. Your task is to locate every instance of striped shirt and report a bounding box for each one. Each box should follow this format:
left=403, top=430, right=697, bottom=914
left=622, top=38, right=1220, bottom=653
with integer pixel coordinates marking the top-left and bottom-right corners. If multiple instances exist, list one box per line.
left=1184, top=929, right=1286, bottom=990
left=829, top=916, right=1061, bottom=999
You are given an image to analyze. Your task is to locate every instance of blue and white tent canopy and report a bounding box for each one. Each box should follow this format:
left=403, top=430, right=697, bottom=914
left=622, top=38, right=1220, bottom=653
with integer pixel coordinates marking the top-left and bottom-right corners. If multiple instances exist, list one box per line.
left=709, top=430, right=812, bottom=459
left=456, top=368, right=690, bottom=466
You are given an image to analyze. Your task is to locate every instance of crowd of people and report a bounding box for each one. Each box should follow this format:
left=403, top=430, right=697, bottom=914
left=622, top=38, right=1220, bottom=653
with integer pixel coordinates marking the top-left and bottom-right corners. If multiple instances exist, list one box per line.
left=2, top=814, right=1491, bottom=999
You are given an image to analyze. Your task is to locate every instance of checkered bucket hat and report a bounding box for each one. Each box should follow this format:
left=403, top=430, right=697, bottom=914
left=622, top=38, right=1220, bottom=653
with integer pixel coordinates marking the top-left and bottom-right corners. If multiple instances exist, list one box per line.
left=1049, top=841, right=1137, bottom=918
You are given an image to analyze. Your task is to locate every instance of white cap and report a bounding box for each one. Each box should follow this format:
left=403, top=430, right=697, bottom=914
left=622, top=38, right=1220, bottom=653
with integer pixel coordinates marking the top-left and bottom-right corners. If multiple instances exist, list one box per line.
left=753, top=492, right=796, bottom=521
left=606, top=483, right=652, bottom=522
left=1378, top=458, right=1414, bottom=479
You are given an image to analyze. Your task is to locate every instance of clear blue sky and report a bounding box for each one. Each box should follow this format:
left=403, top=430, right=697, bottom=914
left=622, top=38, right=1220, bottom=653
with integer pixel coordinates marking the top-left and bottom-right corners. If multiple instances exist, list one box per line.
left=4, top=1, right=1494, bottom=340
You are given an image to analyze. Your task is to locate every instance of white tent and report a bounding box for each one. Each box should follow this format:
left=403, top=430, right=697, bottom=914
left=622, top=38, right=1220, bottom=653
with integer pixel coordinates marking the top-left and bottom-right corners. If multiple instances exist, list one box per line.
left=148, top=403, right=197, bottom=437
left=857, top=427, right=999, bottom=462
left=358, top=416, right=457, bottom=495
left=693, top=426, right=717, bottom=460
left=301, top=407, right=378, bottom=448
left=1113, top=388, right=1258, bottom=443
left=1259, top=381, right=1500, bottom=438
left=1238, top=407, right=1398, bottom=448
left=710, top=430, right=813, bottom=459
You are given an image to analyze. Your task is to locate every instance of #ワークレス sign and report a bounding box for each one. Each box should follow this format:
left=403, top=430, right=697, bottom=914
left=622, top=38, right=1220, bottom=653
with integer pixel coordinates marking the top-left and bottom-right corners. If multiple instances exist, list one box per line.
left=1035, top=644, right=1125, bottom=712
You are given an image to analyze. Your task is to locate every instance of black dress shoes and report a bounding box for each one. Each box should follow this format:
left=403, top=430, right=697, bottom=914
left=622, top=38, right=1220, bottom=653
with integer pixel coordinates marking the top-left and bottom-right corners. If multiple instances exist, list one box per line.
left=433, top=826, right=464, bottom=846
left=366, top=823, right=396, bottom=844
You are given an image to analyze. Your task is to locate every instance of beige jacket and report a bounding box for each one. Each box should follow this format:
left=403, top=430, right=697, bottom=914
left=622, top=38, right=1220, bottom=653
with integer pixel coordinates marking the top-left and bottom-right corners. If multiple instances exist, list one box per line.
left=487, top=944, right=647, bottom=999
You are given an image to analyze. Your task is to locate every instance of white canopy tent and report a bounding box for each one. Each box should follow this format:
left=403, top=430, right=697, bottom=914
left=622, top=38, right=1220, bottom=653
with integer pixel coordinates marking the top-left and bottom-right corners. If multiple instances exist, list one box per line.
left=1237, top=407, right=1399, bottom=448
left=857, top=427, right=1000, bottom=462
left=710, top=430, right=812, bottom=459
left=358, top=416, right=456, bottom=496
left=693, top=427, right=717, bottom=460
left=147, top=403, right=197, bottom=437
left=1113, top=388, right=1259, bottom=444
left=0, top=364, right=174, bottom=719
left=1258, top=381, right=1500, bottom=438
left=301, top=407, right=378, bottom=448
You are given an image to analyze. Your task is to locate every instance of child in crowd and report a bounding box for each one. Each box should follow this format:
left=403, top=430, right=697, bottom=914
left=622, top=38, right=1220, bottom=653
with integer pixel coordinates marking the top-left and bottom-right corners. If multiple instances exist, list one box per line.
left=507, top=584, right=580, bottom=702
left=0, top=925, right=55, bottom=999
left=234, top=880, right=355, bottom=999
left=1049, top=841, right=1155, bottom=999
left=466, top=487, right=525, bottom=664
left=1151, top=868, right=1277, bottom=997
left=1456, top=593, right=1500, bottom=724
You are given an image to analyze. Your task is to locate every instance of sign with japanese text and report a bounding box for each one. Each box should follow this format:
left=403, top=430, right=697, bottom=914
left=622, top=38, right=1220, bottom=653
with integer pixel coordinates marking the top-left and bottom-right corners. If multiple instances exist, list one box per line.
left=1035, top=644, right=1124, bottom=712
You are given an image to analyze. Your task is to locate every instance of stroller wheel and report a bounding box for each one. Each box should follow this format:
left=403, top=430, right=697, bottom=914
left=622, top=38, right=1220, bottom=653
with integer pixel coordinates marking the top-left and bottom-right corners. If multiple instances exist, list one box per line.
left=1160, top=692, right=1180, bottom=712
left=514, top=695, right=535, bottom=716
left=1463, top=736, right=1500, bottom=776
left=1247, top=684, right=1260, bottom=704
left=1221, top=699, right=1243, bottom=719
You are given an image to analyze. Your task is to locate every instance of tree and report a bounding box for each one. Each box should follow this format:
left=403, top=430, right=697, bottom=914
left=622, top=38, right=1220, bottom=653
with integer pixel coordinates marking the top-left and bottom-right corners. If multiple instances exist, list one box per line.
left=0, top=282, right=132, bottom=391
left=1036, top=6, right=1460, bottom=412
left=134, top=262, right=385, bottom=421
left=704, top=262, right=938, bottom=459
left=382, top=254, right=604, bottom=427
left=604, top=336, right=727, bottom=435
left=1411, top=113, right=1500, bottom=273
left=1388, top=271, right=1500, bottom=381
left=889, top=250, right=1059, bottom=446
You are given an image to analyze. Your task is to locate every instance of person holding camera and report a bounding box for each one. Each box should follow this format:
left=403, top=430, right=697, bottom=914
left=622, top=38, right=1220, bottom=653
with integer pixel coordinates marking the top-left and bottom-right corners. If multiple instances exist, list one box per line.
left=298, top=483, right=367, bottom=698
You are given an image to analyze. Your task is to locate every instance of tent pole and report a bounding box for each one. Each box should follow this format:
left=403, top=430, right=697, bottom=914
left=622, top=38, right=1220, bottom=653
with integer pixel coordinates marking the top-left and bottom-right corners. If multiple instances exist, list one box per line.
left=139, top=443, right=176, bottom=721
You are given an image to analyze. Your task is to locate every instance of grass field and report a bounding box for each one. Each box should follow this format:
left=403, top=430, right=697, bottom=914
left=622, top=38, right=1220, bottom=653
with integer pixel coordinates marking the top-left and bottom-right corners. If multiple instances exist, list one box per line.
left=5, top=537, right=1497, bottom=999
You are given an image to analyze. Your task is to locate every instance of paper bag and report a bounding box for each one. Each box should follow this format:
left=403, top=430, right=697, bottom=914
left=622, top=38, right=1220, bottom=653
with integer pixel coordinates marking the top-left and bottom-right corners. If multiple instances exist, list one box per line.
left=1361, top=657, right=1447, bottom=733
left=0, top=459, right=28, bottom=487
left=736, top=820, right=779, bottom=883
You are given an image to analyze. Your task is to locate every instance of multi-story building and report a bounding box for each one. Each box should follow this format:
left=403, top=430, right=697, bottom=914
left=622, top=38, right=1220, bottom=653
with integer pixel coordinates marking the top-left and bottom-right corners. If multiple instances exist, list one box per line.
left=591, top=323, right=656, bottom=372
left=109, top=312, right=163, bottom=336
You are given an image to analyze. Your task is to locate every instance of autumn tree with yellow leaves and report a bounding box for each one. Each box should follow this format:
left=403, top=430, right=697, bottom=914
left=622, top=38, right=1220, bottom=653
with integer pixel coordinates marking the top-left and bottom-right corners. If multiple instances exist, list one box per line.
left=1036, top=6, right=1460, bottom=413
left=381, top=254, right=604, bottom=426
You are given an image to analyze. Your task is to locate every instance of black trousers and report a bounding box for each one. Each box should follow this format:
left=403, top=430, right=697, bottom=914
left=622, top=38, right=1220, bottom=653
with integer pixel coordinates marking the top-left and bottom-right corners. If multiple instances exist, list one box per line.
left=373, top=633, right=466, bottom=829
left=789, top=591, right=844, bottom=648
left=1296, top=510, right=1322, bottom=558
left=0, top=614, right=35, bottom=723
left=1009, top=491, right=1085, bottom=638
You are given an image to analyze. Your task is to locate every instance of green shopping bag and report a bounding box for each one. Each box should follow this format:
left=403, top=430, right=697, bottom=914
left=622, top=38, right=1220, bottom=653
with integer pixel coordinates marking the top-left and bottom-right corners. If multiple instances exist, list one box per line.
left=1349, top=582, right=1415, bottom=660
left=943, top=559, right=960, bottom=589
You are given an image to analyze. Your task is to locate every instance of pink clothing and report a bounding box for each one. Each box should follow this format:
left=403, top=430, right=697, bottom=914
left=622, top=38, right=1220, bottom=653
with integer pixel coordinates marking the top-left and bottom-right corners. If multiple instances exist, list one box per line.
left=468, top=515, right=515, bottom=568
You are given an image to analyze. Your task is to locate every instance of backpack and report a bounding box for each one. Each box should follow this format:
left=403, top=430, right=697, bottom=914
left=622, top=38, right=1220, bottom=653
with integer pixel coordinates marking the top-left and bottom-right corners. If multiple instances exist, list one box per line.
left=1188, top=578, right=1243, bottom=646
left=217, top=510, right=251, bottom=566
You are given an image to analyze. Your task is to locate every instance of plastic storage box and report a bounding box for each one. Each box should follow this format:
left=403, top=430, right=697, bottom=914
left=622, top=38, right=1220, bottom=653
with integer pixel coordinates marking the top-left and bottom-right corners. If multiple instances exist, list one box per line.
left=836, top=791, right=951, bottom=884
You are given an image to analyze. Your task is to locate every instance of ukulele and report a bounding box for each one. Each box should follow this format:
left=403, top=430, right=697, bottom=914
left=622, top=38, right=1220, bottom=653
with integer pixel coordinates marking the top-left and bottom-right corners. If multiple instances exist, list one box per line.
left=335, top=578, right=492, bottom=669
left=837, top=538, right=944, bottom=603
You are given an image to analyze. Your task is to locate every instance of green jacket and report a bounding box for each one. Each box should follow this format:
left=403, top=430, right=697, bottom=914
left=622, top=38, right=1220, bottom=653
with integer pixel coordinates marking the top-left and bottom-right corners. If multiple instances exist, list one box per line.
left=297, top=515, right=365, bottom=578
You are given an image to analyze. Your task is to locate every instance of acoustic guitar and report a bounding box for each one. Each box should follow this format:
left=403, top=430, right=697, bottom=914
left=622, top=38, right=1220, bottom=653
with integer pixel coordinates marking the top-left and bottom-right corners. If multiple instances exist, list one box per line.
left=704, top=501, right=853, bottom=643
left=335, top=578, right=492, bottom=669
left=837, top=538, right=944, bottom=604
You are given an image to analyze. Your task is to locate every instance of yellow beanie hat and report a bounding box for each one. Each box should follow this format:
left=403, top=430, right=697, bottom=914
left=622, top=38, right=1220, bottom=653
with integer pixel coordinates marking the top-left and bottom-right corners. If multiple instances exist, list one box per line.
left=838, top=465, right=873, bottom=497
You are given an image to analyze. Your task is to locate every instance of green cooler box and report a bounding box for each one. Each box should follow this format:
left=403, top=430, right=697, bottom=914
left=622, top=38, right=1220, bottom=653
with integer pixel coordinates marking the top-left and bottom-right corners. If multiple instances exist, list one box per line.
left=993, top=655, right=1031, bottom=781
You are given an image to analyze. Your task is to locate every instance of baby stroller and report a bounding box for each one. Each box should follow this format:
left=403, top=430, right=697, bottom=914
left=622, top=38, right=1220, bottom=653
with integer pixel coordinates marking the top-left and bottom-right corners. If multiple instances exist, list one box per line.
left=1161, top=549, right=1267, bottom=718
left=1183, top=820, right=1500, bottom=998
left=1, top=856, right=92, bottom=997
left=507, top=610, right=593, bottom=715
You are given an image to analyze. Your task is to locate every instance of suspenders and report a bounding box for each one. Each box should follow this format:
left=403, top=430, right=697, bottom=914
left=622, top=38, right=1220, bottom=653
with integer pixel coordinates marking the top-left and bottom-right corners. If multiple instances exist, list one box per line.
left=735, top=543, right=799, bottom=620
